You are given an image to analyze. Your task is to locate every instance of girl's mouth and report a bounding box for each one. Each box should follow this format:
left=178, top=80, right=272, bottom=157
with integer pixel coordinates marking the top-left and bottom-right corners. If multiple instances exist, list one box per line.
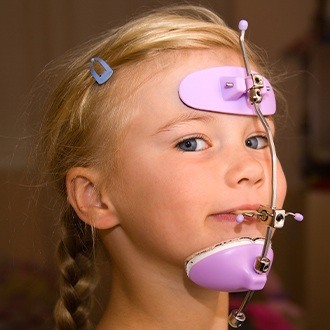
left=210, top=212, right=257, bottom=224
left=210, top=213, right=240, bottom=222
left=210, top=204, right=262, bottom=223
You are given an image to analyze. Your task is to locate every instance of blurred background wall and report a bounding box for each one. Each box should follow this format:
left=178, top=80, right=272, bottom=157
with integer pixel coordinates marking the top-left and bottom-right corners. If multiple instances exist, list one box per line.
left=1, top=0, right=329, bottom=329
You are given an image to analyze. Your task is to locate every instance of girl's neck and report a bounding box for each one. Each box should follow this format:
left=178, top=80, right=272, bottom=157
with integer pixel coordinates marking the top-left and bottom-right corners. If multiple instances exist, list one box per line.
left=97, top=267, right=229, bottom=329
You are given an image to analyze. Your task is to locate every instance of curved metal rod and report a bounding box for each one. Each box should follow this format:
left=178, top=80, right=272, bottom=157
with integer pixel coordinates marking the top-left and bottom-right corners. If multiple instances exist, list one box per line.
left=228, top=20, right=279, bottom=328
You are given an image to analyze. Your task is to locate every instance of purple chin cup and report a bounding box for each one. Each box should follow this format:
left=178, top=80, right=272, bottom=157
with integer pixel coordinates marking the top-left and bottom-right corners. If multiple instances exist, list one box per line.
left=179, top=66, right=276, bottom=116
left=185, top=238, right=273, bottom=292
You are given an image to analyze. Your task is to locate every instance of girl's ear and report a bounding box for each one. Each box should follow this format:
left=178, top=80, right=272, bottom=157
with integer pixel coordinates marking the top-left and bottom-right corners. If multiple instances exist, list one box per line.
left=66, top=167, right=120, bottom=230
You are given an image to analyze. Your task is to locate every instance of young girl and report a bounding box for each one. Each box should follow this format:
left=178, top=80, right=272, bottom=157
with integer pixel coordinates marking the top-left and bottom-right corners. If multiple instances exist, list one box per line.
left=40, top=4, right=290, bottom=329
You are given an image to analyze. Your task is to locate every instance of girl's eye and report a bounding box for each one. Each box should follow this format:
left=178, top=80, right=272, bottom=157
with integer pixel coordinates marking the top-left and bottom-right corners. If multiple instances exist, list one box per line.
left=245, top=135, right=268, bottom=150
left=176, top=137, right=208, bottom=152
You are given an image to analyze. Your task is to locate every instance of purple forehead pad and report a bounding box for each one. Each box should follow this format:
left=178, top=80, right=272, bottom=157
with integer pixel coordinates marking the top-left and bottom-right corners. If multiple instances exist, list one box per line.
left=178, top=66, right=276, bottom=116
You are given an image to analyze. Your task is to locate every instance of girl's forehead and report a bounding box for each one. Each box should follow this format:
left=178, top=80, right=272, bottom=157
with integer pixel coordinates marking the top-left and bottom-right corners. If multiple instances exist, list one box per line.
left=124, top=48, right=274, bottom=118
left=124, top=48, right=244, bottom=94
left=148, top=48, right=244, bottom=75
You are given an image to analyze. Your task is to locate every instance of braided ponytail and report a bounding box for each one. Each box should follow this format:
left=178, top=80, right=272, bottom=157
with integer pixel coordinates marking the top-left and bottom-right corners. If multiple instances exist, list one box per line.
left=54, top=206, right=97, bottom=330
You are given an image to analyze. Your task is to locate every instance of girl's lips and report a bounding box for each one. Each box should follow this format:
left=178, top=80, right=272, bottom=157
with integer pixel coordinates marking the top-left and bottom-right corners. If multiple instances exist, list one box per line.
left=210, top=213, right=238, bottom=222
left=210, top=205, right=261, bottom=223
left=210, top=212, right=257, bottom=223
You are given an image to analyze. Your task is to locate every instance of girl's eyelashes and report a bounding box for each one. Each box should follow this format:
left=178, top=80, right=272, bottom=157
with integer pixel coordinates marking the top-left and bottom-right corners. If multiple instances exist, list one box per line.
left=245, top=135, right=268, bottom=150
left=176, top=136, right=210, bottom=152
left=175, top=134, right=268, bottom=152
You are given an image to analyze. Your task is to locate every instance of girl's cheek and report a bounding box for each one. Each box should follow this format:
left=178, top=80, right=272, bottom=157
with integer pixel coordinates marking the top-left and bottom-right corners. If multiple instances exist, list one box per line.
left=277, top=162, right=287, bottom=207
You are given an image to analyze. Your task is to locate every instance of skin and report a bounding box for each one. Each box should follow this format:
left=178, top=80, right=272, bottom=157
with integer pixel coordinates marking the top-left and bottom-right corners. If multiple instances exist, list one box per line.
left=67, top=48, right=287, bottom=329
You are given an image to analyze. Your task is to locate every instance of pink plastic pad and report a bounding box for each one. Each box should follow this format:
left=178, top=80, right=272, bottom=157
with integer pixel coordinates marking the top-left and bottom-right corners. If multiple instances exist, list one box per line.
left=179, top=66, right=276, bottom=116
left=185, top=238, right=273, bottom=292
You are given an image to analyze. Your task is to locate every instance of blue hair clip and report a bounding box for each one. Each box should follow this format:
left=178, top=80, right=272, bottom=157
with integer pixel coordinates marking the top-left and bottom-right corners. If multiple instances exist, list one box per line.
left=89, top=57, right=113, bottom=85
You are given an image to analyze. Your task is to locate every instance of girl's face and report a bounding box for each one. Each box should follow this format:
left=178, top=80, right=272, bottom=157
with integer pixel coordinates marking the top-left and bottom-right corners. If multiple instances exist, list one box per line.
left=103, top=49, right=287, bottom=269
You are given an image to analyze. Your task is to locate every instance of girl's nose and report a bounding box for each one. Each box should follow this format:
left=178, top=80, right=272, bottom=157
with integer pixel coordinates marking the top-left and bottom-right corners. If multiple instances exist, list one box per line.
left=224, top=152, right=265, bottom=189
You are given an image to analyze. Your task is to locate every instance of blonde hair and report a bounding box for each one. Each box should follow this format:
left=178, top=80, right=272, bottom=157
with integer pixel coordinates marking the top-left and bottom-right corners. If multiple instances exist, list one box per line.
left=40, top=4, right=269, bottom=329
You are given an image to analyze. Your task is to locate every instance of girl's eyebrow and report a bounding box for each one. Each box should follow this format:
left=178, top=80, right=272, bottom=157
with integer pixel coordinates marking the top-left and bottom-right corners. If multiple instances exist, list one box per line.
left=155, top=112, right=216, bottom=134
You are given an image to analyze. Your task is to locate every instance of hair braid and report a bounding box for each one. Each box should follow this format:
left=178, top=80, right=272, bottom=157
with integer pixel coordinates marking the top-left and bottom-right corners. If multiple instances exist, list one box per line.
left=54, top=206, right=97, bottom=330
